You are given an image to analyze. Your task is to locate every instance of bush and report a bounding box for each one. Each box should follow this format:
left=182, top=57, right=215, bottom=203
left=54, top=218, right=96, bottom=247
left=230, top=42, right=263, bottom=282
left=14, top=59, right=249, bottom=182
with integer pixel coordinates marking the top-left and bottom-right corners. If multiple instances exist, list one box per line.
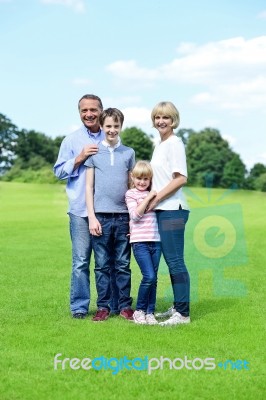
left=1, top=166, right=60, bottom=184
left=254, top=173, right=266, bottom=192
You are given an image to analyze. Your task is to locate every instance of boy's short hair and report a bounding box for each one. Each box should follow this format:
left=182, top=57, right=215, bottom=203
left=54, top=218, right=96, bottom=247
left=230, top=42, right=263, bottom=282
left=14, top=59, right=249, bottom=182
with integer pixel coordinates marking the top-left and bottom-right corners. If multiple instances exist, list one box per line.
left=151, top=101, right=180, bottom=129
left=99, top=108, right=124, bottom=127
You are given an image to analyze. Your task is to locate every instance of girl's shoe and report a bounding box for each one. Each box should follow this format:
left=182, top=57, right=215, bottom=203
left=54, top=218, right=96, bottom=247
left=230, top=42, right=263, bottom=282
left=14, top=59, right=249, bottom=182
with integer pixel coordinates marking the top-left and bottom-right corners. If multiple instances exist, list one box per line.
left=146, top=313, right=158, bottom=325
left=133, top=310, right=146, bottom=324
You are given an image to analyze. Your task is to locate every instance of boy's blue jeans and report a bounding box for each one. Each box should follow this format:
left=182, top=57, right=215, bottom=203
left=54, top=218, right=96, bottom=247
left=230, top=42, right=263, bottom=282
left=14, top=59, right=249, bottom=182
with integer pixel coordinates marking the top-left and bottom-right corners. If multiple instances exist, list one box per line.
left=132, top=242, right=161, bottom=314
left=156, top=209, right=190, bottom=317
left=92, top=213, right=132, bottom=311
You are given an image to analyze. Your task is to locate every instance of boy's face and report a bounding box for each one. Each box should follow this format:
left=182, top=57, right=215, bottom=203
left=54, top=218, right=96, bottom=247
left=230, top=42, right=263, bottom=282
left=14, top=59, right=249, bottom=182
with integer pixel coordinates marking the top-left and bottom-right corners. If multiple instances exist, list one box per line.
left=101, top=116, right=122, bottom=146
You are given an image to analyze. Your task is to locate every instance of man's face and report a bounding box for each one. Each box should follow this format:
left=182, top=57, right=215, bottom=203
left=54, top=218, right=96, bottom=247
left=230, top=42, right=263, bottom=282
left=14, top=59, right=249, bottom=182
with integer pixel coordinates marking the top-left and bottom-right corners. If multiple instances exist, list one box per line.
left=79, top=98, right=102, bottom=132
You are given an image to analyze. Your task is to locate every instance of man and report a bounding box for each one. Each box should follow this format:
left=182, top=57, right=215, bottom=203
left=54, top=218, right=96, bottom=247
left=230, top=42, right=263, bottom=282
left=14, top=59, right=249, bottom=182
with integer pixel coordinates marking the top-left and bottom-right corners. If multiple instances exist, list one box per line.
left=54, top=94, right=118, bottom=318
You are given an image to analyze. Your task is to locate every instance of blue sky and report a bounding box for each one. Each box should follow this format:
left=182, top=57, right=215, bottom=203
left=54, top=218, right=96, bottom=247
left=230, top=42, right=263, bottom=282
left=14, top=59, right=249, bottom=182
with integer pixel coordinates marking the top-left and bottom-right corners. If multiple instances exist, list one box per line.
left=1, top=0, right=266, bottom=170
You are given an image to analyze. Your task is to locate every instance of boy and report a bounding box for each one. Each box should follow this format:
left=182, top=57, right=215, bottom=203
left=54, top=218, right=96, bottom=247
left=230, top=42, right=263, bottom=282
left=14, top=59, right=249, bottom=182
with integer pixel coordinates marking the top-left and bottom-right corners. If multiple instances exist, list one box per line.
left=85, top=108, right=135, bottom=322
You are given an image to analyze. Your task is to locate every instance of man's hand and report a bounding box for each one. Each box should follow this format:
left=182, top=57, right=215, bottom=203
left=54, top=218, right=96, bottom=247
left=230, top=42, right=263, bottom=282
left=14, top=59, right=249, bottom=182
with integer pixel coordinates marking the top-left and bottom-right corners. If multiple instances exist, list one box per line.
left=79, top=144, right=99, bottom=161
left=74, top=144, right=99, bottom=170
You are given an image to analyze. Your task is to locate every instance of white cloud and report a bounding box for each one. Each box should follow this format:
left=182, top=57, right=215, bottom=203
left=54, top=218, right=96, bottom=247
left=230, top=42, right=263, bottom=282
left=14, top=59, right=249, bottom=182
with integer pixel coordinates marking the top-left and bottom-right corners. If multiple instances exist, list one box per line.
left=191, top=92, right=216, bottom=104
left=257, top=10, right=266, bottom=19
left=161, top=36, right=266, bottom=84
left=259, top=152, right=266, bottom=164
left=106, top=60, right=158, bottom=87
left=122, top=107, right=151, bottom=126
left=202, top=118, right=221, bottom=128
left=222, top=134, right=237, bottom=146
left=106, top=36, right=266, bottom=113
left=176, top=42, right=196, bottom=54
left=41, top=0, right=85, bottom=13
left=103, top=96, right=141, bottom=107
left=191, top=76, right=266, bottom=111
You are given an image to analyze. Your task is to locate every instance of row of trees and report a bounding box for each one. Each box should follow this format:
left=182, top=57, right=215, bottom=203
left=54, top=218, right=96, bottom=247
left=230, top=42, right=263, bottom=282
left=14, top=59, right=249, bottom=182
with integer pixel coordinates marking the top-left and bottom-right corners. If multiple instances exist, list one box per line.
left=0, top=113, right=266, bottom=190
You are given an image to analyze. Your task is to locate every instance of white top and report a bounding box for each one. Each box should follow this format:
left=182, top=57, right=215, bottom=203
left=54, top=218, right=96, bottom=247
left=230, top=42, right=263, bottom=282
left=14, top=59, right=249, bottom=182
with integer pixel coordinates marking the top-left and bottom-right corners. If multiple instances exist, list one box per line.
left=125, top=189, right=160, bottom=243
left=150, top=135, right=189, bottom=210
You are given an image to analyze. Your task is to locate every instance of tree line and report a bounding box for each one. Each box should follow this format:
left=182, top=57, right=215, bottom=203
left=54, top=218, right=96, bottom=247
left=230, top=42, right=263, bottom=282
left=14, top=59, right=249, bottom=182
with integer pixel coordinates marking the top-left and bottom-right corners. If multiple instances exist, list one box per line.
left=0, top=112, right=265, bottom=191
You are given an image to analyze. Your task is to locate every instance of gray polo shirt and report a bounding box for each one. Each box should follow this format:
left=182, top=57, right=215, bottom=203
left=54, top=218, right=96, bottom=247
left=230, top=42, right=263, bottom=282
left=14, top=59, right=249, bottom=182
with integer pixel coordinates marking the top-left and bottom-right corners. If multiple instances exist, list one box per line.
left=84, top=141, right=135, bottom=213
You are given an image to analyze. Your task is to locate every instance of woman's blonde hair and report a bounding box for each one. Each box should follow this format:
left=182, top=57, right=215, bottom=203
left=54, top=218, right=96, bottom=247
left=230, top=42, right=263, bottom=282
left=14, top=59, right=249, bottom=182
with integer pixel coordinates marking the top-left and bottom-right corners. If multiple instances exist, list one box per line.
left=130, top=160, right=153, bottom=189
left=151, top=101, right=180, bottom=129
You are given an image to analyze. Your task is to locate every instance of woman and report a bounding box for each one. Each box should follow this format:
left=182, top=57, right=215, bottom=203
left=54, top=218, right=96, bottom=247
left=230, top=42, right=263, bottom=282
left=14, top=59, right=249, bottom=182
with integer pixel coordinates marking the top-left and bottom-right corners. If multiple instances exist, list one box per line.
left=148, top=101, right=190, bottom=326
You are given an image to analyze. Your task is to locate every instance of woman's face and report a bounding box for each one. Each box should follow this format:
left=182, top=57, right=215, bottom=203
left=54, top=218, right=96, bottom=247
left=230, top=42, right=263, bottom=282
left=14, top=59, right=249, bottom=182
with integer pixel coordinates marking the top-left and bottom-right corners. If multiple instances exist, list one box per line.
left=154, top=114, right=173, bottom=140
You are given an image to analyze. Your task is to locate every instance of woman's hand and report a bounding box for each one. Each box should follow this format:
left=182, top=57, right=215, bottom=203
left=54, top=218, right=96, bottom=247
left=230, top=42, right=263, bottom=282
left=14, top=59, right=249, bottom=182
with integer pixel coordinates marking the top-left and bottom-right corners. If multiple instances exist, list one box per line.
left=147, top=190, right=157, bottom=200
left=146, top=195, right=160, bottom=212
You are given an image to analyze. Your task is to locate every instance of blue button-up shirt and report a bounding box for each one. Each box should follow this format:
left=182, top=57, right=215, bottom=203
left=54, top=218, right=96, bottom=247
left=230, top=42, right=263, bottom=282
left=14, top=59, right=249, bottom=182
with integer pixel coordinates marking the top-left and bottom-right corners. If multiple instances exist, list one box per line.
left=54, top=125, right=105, bottom=217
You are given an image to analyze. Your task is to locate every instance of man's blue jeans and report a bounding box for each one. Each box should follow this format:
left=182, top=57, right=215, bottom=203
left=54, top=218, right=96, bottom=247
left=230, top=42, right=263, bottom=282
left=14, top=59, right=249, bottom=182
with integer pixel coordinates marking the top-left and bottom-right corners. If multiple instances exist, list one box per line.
left=132, top=242, right=161, bottom=314
left=156, top=209, right=190, bottom=317
left=69, top=213, right=119, bottom=315
left=69, top=213, right=91, bottom=315
left=92, top=213, right=132, bottom=311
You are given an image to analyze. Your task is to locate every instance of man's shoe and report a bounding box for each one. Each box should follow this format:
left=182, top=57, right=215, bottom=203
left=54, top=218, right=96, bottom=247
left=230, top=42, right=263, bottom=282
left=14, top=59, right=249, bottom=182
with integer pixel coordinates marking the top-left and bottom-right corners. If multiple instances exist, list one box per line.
left=92, top=309, right=110, bottom=322
left=72, top=313, right=86, bottom=319
left=159, top=311, right=190, bottom=326
left=133, top=310, right=146, bottom=324
left=146, top=313, right=158, bottom=325
left=155, top=306, right=175, bottom=319
left=120, top=308, right=134, bottom=321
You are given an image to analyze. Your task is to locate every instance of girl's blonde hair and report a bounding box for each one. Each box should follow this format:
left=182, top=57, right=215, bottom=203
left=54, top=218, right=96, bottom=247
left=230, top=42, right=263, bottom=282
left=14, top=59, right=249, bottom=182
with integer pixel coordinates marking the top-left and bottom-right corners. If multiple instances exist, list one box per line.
left=130, top=160, right=153, bottom=189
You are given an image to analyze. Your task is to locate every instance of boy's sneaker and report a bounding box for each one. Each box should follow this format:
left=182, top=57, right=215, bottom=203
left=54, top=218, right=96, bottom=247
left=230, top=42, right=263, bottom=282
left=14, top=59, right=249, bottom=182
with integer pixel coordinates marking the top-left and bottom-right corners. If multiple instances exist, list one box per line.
left=92, top=309, right=110, bottom=322
left=145, top=313, right=158, bottom=325
left=155, top=306, right=175, bottom=319
left=120, top=308, right=134, bottom=321
left=133, top=310, right=146, bottom=324
left=159, top=311, right=190, bottom=326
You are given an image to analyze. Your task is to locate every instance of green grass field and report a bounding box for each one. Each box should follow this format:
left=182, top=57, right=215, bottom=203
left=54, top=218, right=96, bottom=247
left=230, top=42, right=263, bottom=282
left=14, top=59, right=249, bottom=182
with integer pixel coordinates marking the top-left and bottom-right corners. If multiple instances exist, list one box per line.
left=0, top=182, right=265, bottom=400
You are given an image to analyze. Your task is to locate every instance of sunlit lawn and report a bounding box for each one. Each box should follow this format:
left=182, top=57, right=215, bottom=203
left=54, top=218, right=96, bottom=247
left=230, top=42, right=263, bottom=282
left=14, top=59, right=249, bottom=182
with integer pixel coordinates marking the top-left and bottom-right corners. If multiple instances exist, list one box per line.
left=0, top=182, right=265, bottom=399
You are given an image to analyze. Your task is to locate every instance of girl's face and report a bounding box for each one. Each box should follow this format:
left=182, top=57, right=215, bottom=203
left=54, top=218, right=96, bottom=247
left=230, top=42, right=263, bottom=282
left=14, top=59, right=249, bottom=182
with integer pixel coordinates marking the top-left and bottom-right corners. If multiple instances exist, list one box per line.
left=154, top=114, right=173, bottom=140
left=132, top=175, right=151, bottom=191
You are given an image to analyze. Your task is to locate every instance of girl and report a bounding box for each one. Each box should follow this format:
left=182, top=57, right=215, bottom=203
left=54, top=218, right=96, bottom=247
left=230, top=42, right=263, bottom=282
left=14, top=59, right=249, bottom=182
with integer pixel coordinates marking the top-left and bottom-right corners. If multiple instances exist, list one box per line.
left=125, top=161, right=161, bottom=325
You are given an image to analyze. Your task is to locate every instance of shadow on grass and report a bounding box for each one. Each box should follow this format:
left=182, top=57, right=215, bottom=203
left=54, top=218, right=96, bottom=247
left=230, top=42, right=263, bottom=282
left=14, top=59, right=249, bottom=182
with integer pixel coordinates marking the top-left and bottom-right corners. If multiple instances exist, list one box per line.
left=155, top=296, right=239, bottom=322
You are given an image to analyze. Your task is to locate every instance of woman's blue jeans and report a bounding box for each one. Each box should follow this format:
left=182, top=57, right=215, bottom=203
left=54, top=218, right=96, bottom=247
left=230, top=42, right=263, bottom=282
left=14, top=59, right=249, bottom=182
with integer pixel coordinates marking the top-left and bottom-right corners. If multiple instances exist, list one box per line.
left=132, top=242, right=161, bottom=314
left=156, top=209, right=190, bottom=317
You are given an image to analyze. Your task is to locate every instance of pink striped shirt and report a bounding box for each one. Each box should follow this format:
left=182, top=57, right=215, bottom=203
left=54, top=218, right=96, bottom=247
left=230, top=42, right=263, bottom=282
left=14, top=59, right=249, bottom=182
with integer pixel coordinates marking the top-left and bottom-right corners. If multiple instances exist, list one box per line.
left=125, top=188, right=160, bottom=243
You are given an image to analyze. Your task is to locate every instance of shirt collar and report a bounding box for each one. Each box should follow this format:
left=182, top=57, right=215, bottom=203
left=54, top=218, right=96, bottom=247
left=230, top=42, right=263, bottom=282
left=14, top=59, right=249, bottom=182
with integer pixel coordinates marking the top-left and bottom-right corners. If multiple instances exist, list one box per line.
left=102, top=137, right=121, bottom=149
left=86, top=128, right=102, bottom=139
